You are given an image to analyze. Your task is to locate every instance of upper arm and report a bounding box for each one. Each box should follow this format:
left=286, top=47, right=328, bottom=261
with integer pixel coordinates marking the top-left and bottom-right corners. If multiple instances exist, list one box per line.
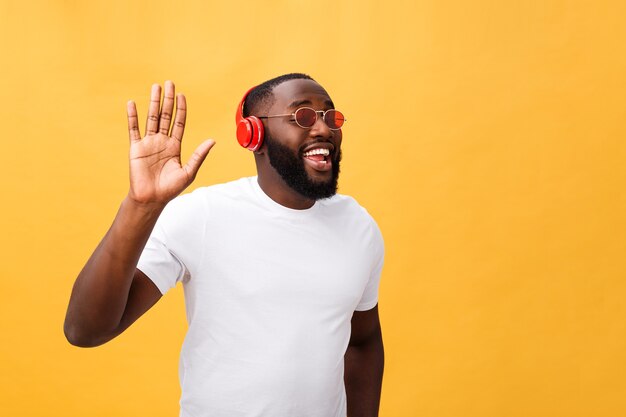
left=108, top=269, right=163, bottom=340
left=348, top=304, right=382, bottom=347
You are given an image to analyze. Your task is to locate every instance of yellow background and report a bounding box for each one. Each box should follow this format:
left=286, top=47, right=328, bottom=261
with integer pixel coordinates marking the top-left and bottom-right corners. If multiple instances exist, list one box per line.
left=1, top=1, right=625, bottom=416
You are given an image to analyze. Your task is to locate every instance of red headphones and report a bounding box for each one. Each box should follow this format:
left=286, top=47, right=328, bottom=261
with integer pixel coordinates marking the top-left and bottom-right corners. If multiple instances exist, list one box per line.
left=235, top=86, right=264, bottom=151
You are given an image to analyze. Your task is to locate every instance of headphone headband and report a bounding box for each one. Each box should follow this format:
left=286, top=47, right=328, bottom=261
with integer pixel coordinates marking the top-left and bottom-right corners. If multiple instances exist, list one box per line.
left=236, top=86, right=257, bottom=124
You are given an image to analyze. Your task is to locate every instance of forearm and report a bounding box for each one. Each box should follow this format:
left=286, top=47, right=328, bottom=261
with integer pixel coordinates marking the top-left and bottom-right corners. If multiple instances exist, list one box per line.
left=64, top=196, right=165, bottom=345
left=344, top=333, right=384, bottom=417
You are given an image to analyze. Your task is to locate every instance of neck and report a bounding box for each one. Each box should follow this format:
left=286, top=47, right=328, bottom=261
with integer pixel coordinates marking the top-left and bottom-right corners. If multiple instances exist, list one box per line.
left=256, top=164, right=315, bottom=210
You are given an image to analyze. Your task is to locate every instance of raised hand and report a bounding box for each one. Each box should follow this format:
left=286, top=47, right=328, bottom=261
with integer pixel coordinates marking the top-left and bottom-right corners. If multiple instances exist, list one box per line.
left=126, top=81, right=215, bottom=205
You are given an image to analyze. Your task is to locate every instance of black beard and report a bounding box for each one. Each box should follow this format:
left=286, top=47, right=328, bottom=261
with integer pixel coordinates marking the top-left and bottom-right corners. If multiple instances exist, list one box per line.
left=264, top=135, right=341, bottom=201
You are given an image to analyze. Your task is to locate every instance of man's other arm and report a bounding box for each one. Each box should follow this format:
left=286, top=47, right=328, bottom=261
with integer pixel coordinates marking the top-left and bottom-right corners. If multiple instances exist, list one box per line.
left=344, top=304, right=384, bottom=417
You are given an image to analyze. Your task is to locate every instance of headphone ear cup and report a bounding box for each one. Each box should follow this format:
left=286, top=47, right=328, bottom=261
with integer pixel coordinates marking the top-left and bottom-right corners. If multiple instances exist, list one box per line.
left=236, top=117, right=264, bottom=151
left=236, top=118, right=254, bottom=149
left=247, top=116, right=264, bottom=151
left=236, top=86, right=262, bottom=151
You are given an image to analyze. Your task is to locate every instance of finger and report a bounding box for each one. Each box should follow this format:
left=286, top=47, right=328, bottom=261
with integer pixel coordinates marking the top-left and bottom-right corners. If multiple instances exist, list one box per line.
left=126, top=100, right=141, bottom=142
left=145, top=84, right=161, bottom=135
left=183, top=139, right=216, bottom=180
left=159, top=80, right=175, bottom=135
left=171, top=93, right=187, bottom=142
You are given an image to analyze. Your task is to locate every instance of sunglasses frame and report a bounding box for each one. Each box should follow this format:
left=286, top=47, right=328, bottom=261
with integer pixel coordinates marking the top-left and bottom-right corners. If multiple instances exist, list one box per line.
left=258, top=107, right=346, bottom=130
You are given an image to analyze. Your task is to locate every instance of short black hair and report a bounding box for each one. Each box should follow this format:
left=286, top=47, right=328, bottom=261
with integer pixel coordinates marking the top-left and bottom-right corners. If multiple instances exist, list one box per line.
left=243, top=73, right=315, bottom=117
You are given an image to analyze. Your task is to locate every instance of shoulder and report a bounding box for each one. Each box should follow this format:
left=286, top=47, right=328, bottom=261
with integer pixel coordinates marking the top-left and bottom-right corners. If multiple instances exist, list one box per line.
left=320, top=193, right=383, bottom=242
left=187, top=176, right=254, bottom=197
left=169, top=177, right=255, bottom=207
left=158, top=177, right=255, bottom=224
left=321, top=193, right=377, bottom=222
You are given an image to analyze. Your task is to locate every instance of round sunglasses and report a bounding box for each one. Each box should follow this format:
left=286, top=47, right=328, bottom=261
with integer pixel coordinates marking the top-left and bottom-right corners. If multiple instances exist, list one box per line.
left=258, top=107, right=346, bottom=130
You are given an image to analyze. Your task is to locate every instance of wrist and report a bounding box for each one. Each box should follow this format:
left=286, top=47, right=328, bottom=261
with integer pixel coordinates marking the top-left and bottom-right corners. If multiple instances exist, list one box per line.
left=123, top=194, right=168, bottom=216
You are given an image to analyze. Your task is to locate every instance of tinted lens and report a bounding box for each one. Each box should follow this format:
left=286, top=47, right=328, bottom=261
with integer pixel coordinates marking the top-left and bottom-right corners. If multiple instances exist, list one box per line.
left=324, top=110, right=345, bottom=129
left=294, top=108, right=317, bottom=128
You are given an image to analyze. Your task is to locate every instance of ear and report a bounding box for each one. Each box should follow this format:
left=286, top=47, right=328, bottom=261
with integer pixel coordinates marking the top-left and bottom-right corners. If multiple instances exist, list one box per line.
left=253, top=125, right=267, bottom=156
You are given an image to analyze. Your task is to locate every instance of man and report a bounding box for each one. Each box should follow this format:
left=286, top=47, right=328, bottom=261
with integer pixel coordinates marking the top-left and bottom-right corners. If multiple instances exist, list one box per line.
left=64, top=73, right=384, bottom=417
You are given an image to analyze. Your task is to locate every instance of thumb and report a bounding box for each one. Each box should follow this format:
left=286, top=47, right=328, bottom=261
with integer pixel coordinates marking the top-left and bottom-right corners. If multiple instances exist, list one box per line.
left=183, top=139, right=216, bottom=180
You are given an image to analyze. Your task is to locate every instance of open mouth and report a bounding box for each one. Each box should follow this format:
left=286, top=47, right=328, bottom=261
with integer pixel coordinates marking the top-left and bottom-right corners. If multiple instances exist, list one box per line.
left=302, top=147, right=332, bottom=172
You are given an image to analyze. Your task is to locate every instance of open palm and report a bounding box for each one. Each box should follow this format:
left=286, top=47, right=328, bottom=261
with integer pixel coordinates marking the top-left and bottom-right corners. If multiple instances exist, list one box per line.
left=126, top=81, right=215, bottom=205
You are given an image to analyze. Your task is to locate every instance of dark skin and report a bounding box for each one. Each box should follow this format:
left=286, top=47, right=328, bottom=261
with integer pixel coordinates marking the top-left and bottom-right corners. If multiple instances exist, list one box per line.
left=64, top=79, right=383, bottom=416
left=254, top=79, right=341, bottom=209
left=345, top=305, right=385, bottom=417
left=64, top=81, right=213, bottom=347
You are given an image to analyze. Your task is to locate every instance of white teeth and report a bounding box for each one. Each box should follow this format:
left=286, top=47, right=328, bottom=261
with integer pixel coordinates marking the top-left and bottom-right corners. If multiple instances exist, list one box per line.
left=303, top=148, right=330, bottom=157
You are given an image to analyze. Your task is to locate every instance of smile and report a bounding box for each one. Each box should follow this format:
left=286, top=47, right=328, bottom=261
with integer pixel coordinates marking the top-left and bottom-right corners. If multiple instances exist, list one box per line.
left=303, top=148, right=330, bottom=158
left=302, top=147, right=332, bottom=171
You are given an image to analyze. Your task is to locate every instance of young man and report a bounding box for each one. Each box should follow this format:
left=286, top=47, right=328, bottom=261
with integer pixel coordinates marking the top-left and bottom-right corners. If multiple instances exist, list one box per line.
left=65, top=73, right=384, bottom=417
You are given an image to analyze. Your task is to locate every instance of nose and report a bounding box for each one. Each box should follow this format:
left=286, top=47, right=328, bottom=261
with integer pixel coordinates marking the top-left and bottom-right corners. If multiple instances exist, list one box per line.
left=309, top=112, right=334, bottom=139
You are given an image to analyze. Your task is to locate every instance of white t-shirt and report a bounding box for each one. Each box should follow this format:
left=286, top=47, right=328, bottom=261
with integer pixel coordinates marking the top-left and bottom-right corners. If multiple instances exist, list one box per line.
left=137, top=176, right=384, bottom=417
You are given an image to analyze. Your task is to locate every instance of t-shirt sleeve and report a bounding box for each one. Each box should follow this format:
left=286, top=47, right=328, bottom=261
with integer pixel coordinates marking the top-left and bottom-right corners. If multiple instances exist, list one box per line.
left=136, top=195, right=199, bottom=295
left=355, top=219, right=384, bottom=311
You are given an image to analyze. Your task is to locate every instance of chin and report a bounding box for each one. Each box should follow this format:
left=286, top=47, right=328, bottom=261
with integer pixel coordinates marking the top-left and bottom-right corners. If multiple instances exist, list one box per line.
left=265, top=135, right=341, bottom=201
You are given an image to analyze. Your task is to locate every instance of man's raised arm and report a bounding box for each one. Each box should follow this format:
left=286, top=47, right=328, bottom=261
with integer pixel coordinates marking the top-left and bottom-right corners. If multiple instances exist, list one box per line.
left=64, top=81, right=215, bottom=347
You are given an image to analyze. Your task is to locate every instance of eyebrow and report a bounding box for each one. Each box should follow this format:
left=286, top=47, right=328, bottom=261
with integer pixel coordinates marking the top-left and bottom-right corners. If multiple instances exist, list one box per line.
left=287, top=98, right=335, bottom=109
